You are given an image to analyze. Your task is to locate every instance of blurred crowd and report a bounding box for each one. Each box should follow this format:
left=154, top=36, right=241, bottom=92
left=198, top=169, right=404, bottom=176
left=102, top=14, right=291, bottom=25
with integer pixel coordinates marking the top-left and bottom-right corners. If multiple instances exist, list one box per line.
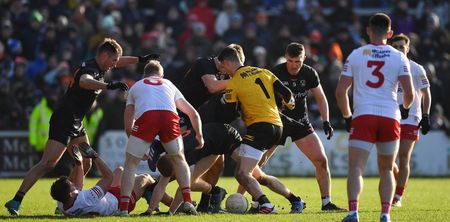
left=1, top=0, right=450, bottom=143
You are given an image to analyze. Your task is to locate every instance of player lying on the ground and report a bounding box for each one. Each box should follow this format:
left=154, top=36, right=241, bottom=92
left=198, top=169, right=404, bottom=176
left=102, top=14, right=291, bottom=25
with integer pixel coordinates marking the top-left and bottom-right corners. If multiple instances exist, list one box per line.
left=50, top=143, right=172, bottom=216
left=145, top=123, right=306, bottom=215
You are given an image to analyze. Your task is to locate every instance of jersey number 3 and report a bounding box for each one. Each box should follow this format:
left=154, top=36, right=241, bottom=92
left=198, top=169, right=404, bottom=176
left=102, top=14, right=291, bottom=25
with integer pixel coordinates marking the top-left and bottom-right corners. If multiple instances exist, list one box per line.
left=366, top=61, right=385, bottom=88
left=255, top=78, right=270, bottom=99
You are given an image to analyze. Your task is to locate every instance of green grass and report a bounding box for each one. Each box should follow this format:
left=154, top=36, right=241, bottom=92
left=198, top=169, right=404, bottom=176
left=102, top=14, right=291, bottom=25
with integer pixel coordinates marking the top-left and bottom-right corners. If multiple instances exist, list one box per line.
left=1, top=177, right=449, bottom=221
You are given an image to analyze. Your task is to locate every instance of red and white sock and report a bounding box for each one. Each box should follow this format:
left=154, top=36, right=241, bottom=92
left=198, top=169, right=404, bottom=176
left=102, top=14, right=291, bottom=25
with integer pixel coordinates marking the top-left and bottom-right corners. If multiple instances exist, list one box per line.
left=349, top=200, right=358, bottom=214
left=381, top=201, right=391, bottom=214
left=119, top=195, right=130, bottom=212
left=393, top=186, right=404, bottom=202
left=181, top=187, right=192, bottom=203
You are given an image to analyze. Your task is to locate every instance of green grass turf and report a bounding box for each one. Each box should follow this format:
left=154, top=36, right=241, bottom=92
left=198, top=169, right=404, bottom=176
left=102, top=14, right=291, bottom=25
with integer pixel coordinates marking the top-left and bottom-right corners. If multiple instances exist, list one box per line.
left=1, top=177, right=449, bottom=221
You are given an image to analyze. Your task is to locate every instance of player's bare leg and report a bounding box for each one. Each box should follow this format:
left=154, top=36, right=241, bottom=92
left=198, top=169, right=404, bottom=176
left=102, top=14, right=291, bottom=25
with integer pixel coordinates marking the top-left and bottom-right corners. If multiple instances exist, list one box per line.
left=393, top=139, right=415, bottom=206
left=132, top=174, right=156, bottom=199
left=111, top=167, right=124, bottom=187
left=377, top=142, right=398, bottom=220
left=5, top=139, right=68, bottom=215
left=119, top=152, right=141, bottom=215
left=345, top=146, right=370, bottom=220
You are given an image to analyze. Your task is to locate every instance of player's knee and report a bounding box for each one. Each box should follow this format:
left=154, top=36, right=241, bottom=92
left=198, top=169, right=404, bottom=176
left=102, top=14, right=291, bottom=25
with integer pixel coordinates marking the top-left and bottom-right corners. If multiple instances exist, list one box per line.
left=312, top=156, right=328, bottom=169
left=114, top=166, right=124, bottom=173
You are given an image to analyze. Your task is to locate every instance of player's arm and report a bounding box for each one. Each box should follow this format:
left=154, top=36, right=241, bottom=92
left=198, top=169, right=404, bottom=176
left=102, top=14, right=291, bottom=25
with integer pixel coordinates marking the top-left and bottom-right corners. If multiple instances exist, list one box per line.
left=311, top=85, right=330, bottom=122
left=176, top=98, right=204, bottom=148
left=201, top=74, right=228, bottom=93
left=421, top=87, right=431, bottom=116
left=93, top=157, right=113, bottom=192
left=273, top=79, right=293, bottom=103
left=116, top=54, right=160, bottom=68
left=68, top=157, right=84, bottom=190
left=124, top=104, right=135, bottom=138
left=79, top=74, right=109, bottom=90
left=335, top=75, right=353, bottom=118
left=399, top=75, right=414, bottom=109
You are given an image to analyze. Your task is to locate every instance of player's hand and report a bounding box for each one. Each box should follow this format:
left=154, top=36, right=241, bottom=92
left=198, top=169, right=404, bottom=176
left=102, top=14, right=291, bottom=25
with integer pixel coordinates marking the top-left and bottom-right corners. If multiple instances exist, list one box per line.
left=69, top=145, right=83, bottom=165
left=77, top=142, right=99, bottom=159
left=195, top=135, right=204, bottom=149
left=399, top=105, right=410, bottom=120
left=344, top=116, right=352, bottom=133
left=107, top=81, right=129, bottom=91
left=282, top=96, right=295, bottom=110
left=323, top=121, right=334, bottom=140
left=138, top=53, right=160, bottom=63
left=418, top=114, right=430, bottom=135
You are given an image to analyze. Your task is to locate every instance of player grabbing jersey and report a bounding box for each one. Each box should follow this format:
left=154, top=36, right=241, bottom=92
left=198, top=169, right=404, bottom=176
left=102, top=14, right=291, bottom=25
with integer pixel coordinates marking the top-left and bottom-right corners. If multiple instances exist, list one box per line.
left=219, top=46, right=294, bottom=214
left=389, top=33, right=431, bottom=207
left=5, top=38, right=157, bottom=216
left=119, top=60, right=203, bottom=216
left=336, top=13, right=414, bottom=222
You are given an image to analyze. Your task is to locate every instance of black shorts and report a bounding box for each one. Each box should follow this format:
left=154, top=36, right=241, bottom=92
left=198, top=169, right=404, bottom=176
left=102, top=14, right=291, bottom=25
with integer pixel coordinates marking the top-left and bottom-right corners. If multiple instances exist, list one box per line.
left=185, top=139, right=230, bottom=166
left=48, top=111, right=86, bottom=146
left=242, top=122, right=282, bottom=151
left=278, top=122, right=314, bottom=145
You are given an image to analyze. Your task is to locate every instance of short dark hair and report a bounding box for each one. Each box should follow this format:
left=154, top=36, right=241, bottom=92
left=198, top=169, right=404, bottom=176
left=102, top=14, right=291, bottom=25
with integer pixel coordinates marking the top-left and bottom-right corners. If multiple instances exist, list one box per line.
left=369, top=13, right=391, bottom=35
left=390, top=33, right=410, bottom=45
left=144, top=60, right=163, bottom=77
left=285, top=42, right=305, bottom=57
left=50, top=176, right=74, bottom=204
left=97, top=38, right=123, bottom=56
left=217, top=46, right=240, bottom=63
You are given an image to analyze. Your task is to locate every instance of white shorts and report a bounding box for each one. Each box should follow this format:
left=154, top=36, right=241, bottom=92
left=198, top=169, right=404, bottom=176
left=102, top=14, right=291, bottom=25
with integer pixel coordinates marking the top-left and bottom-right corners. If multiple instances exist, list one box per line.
left=238, top=144, right=264, bottom=161
left=126, top=135, right=151, bottom=159
left=400, top=115, right=420, bottom=126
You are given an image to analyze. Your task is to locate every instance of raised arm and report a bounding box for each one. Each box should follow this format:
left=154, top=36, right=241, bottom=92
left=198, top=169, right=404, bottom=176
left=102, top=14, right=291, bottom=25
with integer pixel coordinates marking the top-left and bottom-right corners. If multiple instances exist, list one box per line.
left=93, top=157, right=113, bottom=192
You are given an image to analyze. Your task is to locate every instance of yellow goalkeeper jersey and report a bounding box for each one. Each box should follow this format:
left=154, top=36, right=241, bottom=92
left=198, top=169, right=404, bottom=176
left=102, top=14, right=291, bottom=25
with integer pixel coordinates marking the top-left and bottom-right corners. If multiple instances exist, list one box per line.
left=224, top=66, right=282, bottom=126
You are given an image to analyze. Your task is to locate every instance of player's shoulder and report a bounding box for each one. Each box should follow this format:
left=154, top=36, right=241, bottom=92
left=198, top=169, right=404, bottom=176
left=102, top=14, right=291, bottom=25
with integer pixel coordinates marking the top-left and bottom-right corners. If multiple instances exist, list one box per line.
left=300, top=64, right=317, bottom=74
left=79, top=59, right=99, bottom=72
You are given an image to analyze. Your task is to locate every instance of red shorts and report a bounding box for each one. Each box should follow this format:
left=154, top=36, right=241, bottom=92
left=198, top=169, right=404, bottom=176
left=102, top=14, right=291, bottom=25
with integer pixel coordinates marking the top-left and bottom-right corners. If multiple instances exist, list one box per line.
left=349, top=115, right=400, bottom=143
left=131, top=110, right=181, bottom=143
left=108, top=186, right=137, bottom=212
left=400, top=124, right=420, bottom=141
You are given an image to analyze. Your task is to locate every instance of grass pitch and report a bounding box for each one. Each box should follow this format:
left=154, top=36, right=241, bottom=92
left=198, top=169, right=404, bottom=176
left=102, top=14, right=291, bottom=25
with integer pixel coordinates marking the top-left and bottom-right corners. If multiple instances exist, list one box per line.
left=1, top=177, right=449, bottom=221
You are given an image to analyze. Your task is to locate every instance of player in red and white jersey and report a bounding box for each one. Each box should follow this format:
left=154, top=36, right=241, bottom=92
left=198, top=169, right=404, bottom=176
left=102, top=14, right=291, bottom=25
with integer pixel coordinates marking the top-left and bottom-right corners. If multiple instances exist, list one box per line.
left=51, top=144, right=169, bottom=216
left=336, top=13, right=415, bottom=222
left=119, top=60, right=204, bottom=216
left=389, top=34, right=431, bottom=207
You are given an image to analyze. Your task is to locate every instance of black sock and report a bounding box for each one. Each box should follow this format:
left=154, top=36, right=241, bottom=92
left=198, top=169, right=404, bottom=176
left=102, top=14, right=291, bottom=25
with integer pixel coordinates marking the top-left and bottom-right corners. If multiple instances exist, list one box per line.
left=257, top=195, right=270, bottom=205
left=13, top=191, right=25, bottom=203
left=209, top=186, right=221, bottom=194
left=287, top=193, right=301, bottom=203
left=198, top=193, right=211, bottom=208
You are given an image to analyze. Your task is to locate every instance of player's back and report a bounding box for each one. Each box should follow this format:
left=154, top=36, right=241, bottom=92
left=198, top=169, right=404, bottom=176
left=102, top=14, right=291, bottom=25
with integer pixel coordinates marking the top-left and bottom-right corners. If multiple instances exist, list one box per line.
left=61, top=187, right=118, bottom=216
left=227, top=66, right=282, bottom=126
left=342, top=44, right=410, bottom=119
left=127, top=77, right=183, bottom=119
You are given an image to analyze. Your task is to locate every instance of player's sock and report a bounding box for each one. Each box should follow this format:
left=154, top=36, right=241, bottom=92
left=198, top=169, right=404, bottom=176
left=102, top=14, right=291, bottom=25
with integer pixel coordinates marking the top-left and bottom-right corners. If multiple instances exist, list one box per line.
left=381, top=213, right=390, bottom=221
left=349, top=199, right=358, bottom=214
left=257, top=194, right=270, bottom=205
left=393, top=186, right=404, bottom=202
left=381, top=201, right=391, bottom=214
left=321, top=195, right=331, bottom=206
left=287, top=193, right=301, bottom=203
left=209, top=186, right=221, bottom=194
left=181, top=187, right=192, bottom=203
left=119, top=195, right=130, bottom=212
left=13, top=191, right=25, bottom=203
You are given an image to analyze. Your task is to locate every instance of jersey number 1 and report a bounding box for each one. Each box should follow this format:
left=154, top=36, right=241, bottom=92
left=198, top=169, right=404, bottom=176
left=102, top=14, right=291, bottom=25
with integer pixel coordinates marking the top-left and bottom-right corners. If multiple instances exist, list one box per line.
left=366, top=61, right=385, bottom=88
left=255, top=78, right=270, bottom=99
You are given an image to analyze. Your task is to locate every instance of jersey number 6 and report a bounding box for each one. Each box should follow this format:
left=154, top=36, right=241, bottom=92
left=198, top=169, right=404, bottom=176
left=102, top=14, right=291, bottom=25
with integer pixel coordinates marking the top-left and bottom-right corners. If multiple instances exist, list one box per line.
left=366, top=60, right=385, bottom=88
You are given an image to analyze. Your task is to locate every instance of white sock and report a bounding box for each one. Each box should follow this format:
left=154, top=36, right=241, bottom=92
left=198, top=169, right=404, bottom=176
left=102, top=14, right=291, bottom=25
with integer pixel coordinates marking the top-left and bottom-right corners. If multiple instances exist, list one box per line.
left=394, top=194, right=402, bottom=200
left=251, top=201, right=259, bottom=208
left=322, top=196, right=331, bottom=206
left=381, top=213, right=390, bottom=220
left=261, top=203, right=274, bottom=208
left=349, top=211, right=358, bottom=216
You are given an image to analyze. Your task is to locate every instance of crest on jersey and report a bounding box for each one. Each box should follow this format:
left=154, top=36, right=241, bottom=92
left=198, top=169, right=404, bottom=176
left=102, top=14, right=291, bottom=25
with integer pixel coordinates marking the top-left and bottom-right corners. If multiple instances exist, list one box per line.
left=300, top=80, right=306, bottom=87
left=363, top=49, right=371, bottom=56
